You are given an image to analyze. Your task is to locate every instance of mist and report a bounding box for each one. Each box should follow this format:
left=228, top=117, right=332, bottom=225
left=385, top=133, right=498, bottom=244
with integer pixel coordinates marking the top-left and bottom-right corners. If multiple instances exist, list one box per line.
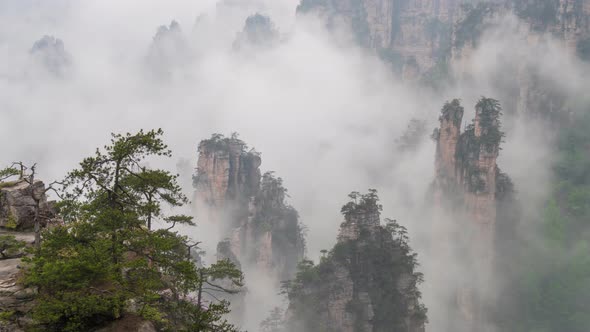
left=2, top=1, right=589, bottom=331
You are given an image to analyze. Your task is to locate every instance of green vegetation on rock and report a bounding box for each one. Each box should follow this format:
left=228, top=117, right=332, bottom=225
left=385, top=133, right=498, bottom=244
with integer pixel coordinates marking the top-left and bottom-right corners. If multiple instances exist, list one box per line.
left=22, top=129, right=243, bottom=332
left=283, top=190, right=426, bottom=332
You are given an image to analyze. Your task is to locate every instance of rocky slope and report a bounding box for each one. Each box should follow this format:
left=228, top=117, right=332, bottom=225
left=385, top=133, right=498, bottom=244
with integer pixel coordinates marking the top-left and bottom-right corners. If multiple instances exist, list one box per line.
left=430, top=98, right=512, bottom=331
left=0, top=230, right=35, bottom=332
left=193, top=134, right=305, bottom=282
left=1, top=178, right=57, bottom=331
left=284, top=190, right=426, bottom=332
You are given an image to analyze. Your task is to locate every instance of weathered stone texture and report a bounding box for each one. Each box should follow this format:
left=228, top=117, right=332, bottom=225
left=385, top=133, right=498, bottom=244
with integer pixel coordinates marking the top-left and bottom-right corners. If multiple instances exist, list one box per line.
left=194, top=136, right=304, bottom=281
left=0, top=180, right=55, bottom=230
left=431, top=99, right=505, bottom=331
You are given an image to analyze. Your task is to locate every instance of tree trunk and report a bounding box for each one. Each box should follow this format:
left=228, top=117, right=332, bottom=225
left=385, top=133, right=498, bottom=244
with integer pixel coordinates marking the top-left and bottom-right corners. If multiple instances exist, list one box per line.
left=34, top=200, right=40, bottom=251
left=29, top=170, right=41, bottom=251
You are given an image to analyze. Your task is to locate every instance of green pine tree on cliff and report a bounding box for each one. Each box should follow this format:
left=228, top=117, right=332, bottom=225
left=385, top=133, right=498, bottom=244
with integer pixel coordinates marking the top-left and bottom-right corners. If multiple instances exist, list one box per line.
left=23, top=129, right=243, bottom=332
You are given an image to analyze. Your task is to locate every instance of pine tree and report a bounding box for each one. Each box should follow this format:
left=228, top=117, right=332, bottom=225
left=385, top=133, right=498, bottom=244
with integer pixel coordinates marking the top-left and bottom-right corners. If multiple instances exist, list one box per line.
left=24, top=129, right=243, bottom=331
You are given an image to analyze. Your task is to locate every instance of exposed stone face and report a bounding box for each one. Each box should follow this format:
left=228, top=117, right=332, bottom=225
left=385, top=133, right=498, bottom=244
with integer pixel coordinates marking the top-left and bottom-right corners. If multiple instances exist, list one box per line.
left=431, top=98, right=506, bottom=331
left=300, top=0, right=590, bottom=118
left=0, top=180, right=56, bottom=230
left=434, top=99, right=463, bottom=182
left=194, top=137, right=261, bottom=230
left=194, top=135, right=304, bottom=282
left=323, top=264, right=358, bottom=331
left=298, top=0, right=458, bottom=74
left=0, top=231, right=36, bottom=332
left=516, top=0, right=590, bottom=47
left=233, top=13, right=280, bottom=51
left=450, top=1, right=590, bottom=118
left=0, top=178, right=56, bottom=330
left=286, top=192, right=426, bottom=332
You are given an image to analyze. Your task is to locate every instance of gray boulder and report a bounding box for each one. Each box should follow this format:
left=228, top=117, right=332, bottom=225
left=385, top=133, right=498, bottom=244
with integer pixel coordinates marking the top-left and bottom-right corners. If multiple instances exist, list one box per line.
left=0, top=180, right=56, bottom=230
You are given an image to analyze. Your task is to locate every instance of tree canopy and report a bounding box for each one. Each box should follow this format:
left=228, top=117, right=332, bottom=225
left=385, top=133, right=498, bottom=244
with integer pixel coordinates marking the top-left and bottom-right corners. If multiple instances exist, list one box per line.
left=23, top=129, right=243, bottom=331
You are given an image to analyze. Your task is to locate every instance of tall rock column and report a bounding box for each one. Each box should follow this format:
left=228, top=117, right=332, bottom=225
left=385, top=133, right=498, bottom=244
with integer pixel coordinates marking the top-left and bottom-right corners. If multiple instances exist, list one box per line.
left=432, top=99, right=464, bottom=206
left=285, top=190, right=426, bottom=332
left=431, top=98, right=506, bottom=331
left=461, top=100, right=501, bottom=277
left=193, top=134, right=261, bottom=232
left=193, top=134, right=305, bottom=281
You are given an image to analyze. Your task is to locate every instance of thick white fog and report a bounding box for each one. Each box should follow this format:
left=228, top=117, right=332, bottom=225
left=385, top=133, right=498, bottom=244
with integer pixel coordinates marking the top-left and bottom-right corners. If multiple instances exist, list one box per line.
left=2, top=1, right=590, bottom=331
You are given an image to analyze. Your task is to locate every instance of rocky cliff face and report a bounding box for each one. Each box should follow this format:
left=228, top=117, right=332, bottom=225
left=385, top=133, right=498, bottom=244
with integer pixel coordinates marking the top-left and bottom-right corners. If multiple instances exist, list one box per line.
left=515, top=0, right=590, bottom=116
left=194, top=134, right=305, bottom=282
left=0, top=178, right=58, bottom=331
left=298, top=0, right=590, bottom=115
left=431, top=98, right=509, bottom=331
left=285, top=190, right=426, bottom=332
left=0, top=230, right=35, bottom=332
left=450, top=0, right=590, bottom=117
left=300, top=0, right=590, bottom=69
left=515, top=0, right=590, bottom=46
left=297, top=0, right=459, bottom=76
left=0, top=180, right=56, bottom=230
left=194, top=134, right=260, bottom=229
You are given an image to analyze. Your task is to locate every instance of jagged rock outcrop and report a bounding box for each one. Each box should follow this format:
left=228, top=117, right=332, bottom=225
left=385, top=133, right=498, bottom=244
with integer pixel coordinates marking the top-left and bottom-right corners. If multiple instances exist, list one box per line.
left=451, top=0, right=590, bottom=55
left=297, top=0, right=590, bottom=117
left=29, top=35, right=71, bottom=76
left=514, top=0, right=590, bottom=116
left=297, top=0, right=459, bottom=77
left=233, top=13, right=280, bottom=51
left=194, top=134, right=305, bottom=282
left=431, top=98, right=509, bottom=331
left=0, top=231, right=36, bottom=332
left=450, top=0, right=590, bottom=117
left=146, top=20, right=191, bottom=77
left=1, top=178, right=57, bottom=331
left=0, top=180, right=56, bottom=230
left=194, top=134, right=261, bottom=229
left=515, top=0, right=590, bottom=47
left=284, top=190, right=426, bottom=332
